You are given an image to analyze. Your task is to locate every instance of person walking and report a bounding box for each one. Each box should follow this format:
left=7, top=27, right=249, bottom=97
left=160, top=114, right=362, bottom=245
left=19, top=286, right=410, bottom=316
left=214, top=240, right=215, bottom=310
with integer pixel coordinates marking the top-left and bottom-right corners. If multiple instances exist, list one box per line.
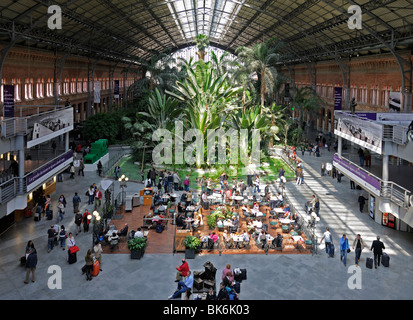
left=65, top=232, right=76, bottom=261
left=114, top=164, right=121, bottom=180
left=321, top=162, right=326, bottom=177
left=83, top=249, right=94, bottom=281
left=58, top=225, right=67, bottom=250
left=72, top=192, right=81, bottom=214
left=358, top=193, right=368, bottom=213
left=78, top=159, right=85, bottom=176
left=56, top=201, right=65, bottom=223
left=94, top=188, right=103, bottom=208
left=24, top=248, right=37, bottom=284
left=320, top=227, right=333, bottom=257
left=370, top=236, right=385, bottom=268
left=87, top=185, right=95, bottom=205
left=340, top=234, right=350, bottom=266
left=70, top=163, right=75, bottom=179
left=47, top=224, right=57, bottom=253
left=352, top=234, right=366, bottom=266
left=254, top=175, right=260, bottom=193
left=97, top=161, right=103, bottom=176
left=93, top=240, right=103, bottom=271
left=82, top=209, right=91, bottom=232
left=74, top=211, right=83, bottom=235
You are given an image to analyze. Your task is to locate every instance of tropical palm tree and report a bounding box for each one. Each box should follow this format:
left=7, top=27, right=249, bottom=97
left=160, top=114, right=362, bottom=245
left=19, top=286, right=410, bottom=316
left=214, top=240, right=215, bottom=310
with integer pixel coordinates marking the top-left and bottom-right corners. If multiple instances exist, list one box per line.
left=236, top=37, right=284, bottom=108
left=292, top=86, right=325, bottom=124
left=128, top=51, right=177, bottom=97
left=193, top=34, right=210, bottom=61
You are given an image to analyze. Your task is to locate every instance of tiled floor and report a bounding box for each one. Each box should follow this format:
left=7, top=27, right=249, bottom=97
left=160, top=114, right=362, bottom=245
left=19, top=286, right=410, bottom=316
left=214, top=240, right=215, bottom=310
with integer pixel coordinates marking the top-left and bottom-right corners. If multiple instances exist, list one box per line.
left=1, top=131, right=413, bottom=300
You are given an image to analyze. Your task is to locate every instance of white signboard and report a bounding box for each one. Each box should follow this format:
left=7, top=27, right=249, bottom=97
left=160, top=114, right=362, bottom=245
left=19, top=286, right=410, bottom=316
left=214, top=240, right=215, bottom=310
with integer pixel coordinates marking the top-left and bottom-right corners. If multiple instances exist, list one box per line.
left=27, top=108, right=74, bottom=148
left=334, top=111, right=383, bottom=154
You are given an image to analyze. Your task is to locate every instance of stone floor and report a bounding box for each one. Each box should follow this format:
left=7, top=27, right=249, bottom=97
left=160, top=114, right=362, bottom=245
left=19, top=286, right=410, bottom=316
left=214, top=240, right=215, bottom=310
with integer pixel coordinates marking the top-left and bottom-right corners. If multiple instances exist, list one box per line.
left=1, top=129, right=413, bottom=301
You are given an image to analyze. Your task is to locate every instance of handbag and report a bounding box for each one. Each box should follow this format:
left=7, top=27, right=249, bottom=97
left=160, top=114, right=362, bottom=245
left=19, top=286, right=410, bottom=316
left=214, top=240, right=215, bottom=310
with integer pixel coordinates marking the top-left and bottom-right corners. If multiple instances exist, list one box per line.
left=69, top=245, right=79, bottom=254
left=347, top=248, right=351, bottom=253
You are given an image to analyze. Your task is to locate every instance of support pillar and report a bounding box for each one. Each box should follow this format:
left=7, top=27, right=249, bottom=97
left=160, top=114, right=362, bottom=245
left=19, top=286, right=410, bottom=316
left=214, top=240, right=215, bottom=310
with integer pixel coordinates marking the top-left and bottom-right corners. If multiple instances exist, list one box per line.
left=338, top=137, right=342, bottom=157
left=16, top=134, right=25, bottom=194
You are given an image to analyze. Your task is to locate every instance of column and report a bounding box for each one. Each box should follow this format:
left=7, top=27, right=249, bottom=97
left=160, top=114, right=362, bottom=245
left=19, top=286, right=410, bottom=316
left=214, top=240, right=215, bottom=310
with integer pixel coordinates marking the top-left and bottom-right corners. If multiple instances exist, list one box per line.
left=16, top=134, right=25, bottom=194
left=65, top=132, right=70, bottom=152
left=382, top=154, right=389, bottom=182
left=338, top=137, right=342, bottom=157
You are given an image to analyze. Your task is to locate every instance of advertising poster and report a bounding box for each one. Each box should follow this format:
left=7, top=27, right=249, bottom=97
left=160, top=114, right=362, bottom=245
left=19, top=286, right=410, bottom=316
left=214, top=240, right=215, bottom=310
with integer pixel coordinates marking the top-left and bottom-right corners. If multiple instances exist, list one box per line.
left=334, top=87, right=342, bottom=110
left=369, top=196, right=375, bottom=219
left=94, top=81, right=101, bottom=103
left=26, top=150, right=73, bottom=192
left=333, top=154, right=381, bottom=196
left=114, top=80, right=119, bottom=98
left=382, top=212, right=396, bottom=229
left=334, top=111, right=383, bottom=153
left=3, top=85, right=15, bottom=118
left=27, top=108, right=74, bottom=148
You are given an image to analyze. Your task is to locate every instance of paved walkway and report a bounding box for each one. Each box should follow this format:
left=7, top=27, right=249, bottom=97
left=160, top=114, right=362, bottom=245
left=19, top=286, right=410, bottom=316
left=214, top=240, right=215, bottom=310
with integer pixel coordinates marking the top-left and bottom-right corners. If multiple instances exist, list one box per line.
left=1, top=139, right=413, bottom=300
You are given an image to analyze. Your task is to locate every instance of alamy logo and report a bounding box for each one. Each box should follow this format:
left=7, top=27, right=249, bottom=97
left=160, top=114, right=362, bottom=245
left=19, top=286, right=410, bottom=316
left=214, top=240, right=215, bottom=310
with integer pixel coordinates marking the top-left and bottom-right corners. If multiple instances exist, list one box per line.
left=348, top=5, right=362, bottom=30
left=47, top=265, right=62, bottom=289
left=152, top=121, right=261, bottom=166
left=347, top=265, right=362, bottom=289
left=48, top=5, right=62, bottom=30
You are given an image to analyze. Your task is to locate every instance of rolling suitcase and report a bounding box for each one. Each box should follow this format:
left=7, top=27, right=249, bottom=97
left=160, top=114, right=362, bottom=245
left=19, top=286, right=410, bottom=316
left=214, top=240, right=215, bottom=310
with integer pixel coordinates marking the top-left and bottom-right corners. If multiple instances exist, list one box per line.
left=34, top=212, right=40, bottom=221
left=92, top=260, right=100, bottom=276
left=382, top=252, right=390, bottom=267
left=240, top=268, right=247, bottom=281
left=46, top=210, right=53, bottom=220
left=366, top=254, right=373, bottom=269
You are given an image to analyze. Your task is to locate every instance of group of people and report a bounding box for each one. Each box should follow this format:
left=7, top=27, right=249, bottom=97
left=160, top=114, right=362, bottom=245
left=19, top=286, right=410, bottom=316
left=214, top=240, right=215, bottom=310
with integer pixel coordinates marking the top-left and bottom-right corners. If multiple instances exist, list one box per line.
left=169, top=260, right=240, bottom=300
left=320, top=227, right=386, bottom=268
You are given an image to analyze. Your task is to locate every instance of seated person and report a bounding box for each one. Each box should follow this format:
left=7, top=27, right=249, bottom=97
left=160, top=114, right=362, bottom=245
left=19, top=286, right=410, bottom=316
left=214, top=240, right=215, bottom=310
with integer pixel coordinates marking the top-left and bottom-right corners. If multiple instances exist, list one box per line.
left=282, top=204, right=291, bottom=218
left=230, top=216, right=239, bottom=233
left=273, top=233, right=283, bottom=248
left=180, top=191, right=187, bottom=203
left=292, top=213, right=300, bottom=224
left=216, top=218, right=224, bottom=229
left=176, top=214, right=186, bottom=228
left=264, top=192, right=271, bottom=202
left=178, top=202, right=185, bottom=214
left=258, top=230, right=267, bottom=248
left=153, top=192, right=161, bottom=206
left=108, top=232, right=119, bottom=248
left=210, top=232, right=218, bottom=243
left=252, top=202, right=259, bottom=211
left=242, top=230, right=250, bottom=242
left=134, top=228, right=144, bottom=238
left=118, top=223, right=128, bottom=237
left=222, top=272, right=234, bottom=287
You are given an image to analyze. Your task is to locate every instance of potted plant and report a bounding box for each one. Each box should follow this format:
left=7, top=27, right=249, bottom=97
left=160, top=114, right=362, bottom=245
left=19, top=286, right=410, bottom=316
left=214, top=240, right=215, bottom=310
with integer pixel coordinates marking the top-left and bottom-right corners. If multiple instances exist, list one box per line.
left=128, top=237, right=147, bottom=260
left=207, top=214, right=217, bottom=230
left=183, top=236, right=200, bottom=259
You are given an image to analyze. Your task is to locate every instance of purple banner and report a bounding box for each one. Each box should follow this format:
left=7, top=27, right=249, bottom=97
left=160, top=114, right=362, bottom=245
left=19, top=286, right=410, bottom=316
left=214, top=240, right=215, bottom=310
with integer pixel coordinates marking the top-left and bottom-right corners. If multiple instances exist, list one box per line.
left=3, top=85, right=14, bottom=118
left=333, top=154, right=381, bottom=196
left=26, top=151, right=73, bottom=189
left=334, top=87, right=342, bottom=110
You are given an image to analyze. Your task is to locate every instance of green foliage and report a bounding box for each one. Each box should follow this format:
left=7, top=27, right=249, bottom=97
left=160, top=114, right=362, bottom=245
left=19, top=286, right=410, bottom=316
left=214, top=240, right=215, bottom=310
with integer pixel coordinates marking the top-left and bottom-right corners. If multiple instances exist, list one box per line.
left=82, top=109, right=135, bottom=144
left=183, top=236, right=201, bottom=250
left=128, top=237, right=147, bottom=251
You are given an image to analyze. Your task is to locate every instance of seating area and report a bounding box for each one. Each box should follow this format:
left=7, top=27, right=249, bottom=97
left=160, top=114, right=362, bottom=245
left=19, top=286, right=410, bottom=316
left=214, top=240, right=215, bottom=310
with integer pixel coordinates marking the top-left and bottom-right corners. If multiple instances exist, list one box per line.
left=103, top=184, right=313, bottom=255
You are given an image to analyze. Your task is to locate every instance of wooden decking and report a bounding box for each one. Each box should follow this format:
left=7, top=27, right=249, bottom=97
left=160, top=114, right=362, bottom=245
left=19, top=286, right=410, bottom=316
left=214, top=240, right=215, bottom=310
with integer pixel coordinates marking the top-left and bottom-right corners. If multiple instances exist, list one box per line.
left=104, top=201, right=312, bottom=255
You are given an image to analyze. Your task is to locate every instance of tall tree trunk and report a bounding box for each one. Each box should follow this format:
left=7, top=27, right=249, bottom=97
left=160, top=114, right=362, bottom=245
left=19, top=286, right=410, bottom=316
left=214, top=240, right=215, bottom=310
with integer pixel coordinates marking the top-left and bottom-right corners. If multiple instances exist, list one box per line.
left=141, top=146, right=146, bottom=172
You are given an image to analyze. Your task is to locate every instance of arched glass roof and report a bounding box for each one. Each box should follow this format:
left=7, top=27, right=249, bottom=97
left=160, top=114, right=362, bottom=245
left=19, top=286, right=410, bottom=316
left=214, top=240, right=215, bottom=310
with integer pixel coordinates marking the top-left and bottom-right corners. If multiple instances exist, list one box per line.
left=0, top=0, right=412, bottom=66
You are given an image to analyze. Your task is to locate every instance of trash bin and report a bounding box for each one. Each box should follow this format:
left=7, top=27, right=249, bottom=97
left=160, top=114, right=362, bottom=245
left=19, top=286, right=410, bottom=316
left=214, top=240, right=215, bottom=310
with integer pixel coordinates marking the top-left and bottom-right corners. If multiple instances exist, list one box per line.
left=125, top=196, right=133, bottom=211
left=132, top=193, right=140, bottom=207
